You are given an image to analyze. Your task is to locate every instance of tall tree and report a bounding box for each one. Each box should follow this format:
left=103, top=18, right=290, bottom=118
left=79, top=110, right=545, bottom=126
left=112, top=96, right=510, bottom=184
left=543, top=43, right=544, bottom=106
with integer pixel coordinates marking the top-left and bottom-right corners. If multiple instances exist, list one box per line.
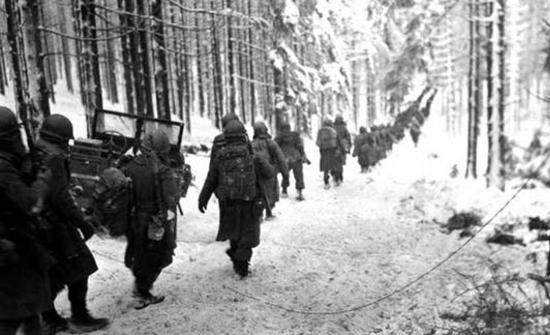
left=21, top=0, right=50, bottom=139
left=5, top=0, right=33, bottom=146
left=152, top=0, right=170, bottom=119
left=81, top=0, right=103, bottom=134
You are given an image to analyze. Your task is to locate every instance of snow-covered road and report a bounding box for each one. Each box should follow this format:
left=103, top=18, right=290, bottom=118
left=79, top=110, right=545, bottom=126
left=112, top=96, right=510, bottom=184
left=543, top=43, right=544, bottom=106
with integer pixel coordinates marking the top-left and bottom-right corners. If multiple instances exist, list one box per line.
left=55, top=115, right=550, bottom=335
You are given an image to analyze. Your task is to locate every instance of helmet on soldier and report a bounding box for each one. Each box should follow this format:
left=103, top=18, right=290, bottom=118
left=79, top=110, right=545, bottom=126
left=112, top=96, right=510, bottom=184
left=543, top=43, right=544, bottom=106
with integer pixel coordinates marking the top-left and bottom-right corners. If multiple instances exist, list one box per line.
left=253, top=121, right=268, bottom=138
left=142, top=129, right=170, bottom=155
left=40, top=114, right=74, bottom=144
left=221, top=113, right=239, bottom=128
left=0, top=106, right=19, bottom=138
left=280, top=121, right=291, bottom=132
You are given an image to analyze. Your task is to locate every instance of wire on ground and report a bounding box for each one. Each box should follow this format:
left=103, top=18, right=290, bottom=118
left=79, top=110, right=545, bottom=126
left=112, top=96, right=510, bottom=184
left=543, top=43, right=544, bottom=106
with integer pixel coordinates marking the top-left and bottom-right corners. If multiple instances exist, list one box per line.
left=227, top=153, right=550, bottom=315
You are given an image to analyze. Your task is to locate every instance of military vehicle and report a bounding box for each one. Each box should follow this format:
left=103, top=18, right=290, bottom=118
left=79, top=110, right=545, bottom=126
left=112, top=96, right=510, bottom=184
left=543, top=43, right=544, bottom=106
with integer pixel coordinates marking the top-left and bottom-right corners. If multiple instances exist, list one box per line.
left=69, top=108, right=191, bottom=235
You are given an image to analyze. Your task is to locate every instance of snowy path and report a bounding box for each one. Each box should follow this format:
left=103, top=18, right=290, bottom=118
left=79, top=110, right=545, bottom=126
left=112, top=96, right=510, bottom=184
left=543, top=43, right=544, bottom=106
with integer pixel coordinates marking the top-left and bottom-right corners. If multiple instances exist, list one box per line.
left=56, top=117, right=547, bottom=335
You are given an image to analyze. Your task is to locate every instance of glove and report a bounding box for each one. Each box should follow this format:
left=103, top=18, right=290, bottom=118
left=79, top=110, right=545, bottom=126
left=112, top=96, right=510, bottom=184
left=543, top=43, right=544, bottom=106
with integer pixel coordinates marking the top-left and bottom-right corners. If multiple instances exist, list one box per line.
left=198, top=200, right=208, bottom=213
left=79, top=221, right=95, bottom=241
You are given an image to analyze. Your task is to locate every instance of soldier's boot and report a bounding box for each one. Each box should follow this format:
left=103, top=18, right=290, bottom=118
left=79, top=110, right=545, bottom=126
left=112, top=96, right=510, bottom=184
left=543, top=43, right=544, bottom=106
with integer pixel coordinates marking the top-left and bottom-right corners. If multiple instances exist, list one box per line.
left=281, top=186, right=288, bottom=198
left=234, top=260, right=249, bottom=278
left=69, top=310, right=109, bottom=333
left=42, top=309, right=69, bottom=335
left=296, top=189, right=304, bottom=201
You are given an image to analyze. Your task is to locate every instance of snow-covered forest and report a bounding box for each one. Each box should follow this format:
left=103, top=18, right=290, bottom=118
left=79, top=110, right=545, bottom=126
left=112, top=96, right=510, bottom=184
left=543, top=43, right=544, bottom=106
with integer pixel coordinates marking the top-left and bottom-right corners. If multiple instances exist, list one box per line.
left=2, top=0, right=550, bottom=334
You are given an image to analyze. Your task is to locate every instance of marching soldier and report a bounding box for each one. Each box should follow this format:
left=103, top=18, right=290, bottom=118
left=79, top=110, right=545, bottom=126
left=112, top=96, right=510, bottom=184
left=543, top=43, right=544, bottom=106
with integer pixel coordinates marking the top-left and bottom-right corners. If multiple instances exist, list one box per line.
left=124, top=129, right=179, bottom=309
left=199, top=120, right=274, bottom=278
left=251, top=121, right=288, bottom=219
left=34, top=114, right=109, bottom=333
left=0, top=106, right=55, bottom=335
left=275, top=121, right=309, bottom=200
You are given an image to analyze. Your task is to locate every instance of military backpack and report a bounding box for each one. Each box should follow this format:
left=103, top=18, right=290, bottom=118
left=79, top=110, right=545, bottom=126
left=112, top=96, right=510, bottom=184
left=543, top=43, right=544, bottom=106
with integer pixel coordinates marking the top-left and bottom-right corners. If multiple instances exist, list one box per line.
left=217, top=143, right=257, bottom=201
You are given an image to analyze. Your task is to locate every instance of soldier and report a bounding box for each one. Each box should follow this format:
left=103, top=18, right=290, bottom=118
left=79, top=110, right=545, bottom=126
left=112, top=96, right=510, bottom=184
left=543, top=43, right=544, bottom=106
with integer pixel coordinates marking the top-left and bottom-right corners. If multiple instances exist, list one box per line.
left=124, top=129, right=179, bottom=309
left=33, top=114, right=109, bottom=334
left=332, top=115, right=351, bottom=185
left=211, top=113, right=240, bottom=161
left=274, top=121, right=309, bottom=200
left=352, top=126, right=369, bottom=173
left=251, top=121, right=288, bottom=219
left=0, top=106, right=55, bottom=335
left=198, top=120, right=275, bottom=278
left=316, top=118, right=338, bottom=189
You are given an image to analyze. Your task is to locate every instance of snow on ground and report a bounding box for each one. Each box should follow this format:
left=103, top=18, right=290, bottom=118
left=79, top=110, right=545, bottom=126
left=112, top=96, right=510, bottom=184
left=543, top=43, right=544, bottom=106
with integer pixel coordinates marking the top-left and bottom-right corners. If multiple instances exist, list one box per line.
left=47, top=111, right=550, bottom=335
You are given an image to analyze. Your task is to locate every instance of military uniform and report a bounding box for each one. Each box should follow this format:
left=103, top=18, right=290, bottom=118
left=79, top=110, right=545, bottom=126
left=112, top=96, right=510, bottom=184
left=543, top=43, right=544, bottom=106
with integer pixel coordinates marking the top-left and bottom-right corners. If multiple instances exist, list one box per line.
left=274, top=122, right=306, bottom=199
left=124, top=129, right=178, bottom=305
left=34, top=114, right=108, bottom=333
left=316, top=119, right=338, bottom=188
left=199, top=120, right=275, bottom=277
left=352, top=127, right=369, bottom=172
left=332, top=116, right=351, bottom=184
left=0, top=106, right=54, bottom=335
left=251, top=121, right=288, bottom=217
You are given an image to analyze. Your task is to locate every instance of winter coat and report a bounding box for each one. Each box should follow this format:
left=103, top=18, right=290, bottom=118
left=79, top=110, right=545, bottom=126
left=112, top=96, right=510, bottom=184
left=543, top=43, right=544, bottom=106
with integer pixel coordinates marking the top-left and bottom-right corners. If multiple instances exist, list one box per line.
left=33, top=139, right=98, bottom=288
left=333, top=121, right=351, bottom=166
left=0, top=151, right=54, bottom=320
left=274, top=130, right=305, bottom=164
left=124, top=154, right=179, bottom=271
left=251, top=135, right=289, bottom=209
left=199, top=150, right=275, bottom=246
left=353, top=133, right=369, bottom=167
left=316, top=126, right=338, bottom=172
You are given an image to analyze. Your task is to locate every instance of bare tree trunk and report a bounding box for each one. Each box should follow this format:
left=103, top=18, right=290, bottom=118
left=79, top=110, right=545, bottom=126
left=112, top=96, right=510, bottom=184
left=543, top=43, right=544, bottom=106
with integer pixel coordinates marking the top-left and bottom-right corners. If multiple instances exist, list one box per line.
left=195, top=0, right=205, bottom=119
left=127, top=0, right=145, bottom=115
left=118, top=0, right=135, bottom=114
left=136, top=0, right=154, bottom=116
left=0, top=37, right=6, bottom=95
left=81, top=0, right=103, bottom=135
left=495, top=0, right=506, bottom=190
left=6, top=0, right=33, bottom=146
left=152, top=0, right=170, bottom=120
left=466, top=0, right=480, bottom=179
left=486, top=0, right=494, bottom=186
left=58, top=4, right=73, bottom=93
left=211, top=0, right=223, bottom=128
left=21, top=0, right=49, bottom=138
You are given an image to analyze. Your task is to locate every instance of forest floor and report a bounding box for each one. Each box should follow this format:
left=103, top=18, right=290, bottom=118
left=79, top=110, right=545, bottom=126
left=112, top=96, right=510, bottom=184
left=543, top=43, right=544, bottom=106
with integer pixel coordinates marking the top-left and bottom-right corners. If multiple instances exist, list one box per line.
left=50, top=113, right=550, bottom=335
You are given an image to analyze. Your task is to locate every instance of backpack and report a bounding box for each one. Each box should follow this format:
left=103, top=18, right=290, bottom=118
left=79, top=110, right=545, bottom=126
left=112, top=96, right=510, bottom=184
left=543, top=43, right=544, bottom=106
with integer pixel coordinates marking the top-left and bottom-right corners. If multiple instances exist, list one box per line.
left=251, top=139, right=271, bottom=164
left=317, top=128, right=337, bottom=149
left=217, top=143, right=257, bottom=201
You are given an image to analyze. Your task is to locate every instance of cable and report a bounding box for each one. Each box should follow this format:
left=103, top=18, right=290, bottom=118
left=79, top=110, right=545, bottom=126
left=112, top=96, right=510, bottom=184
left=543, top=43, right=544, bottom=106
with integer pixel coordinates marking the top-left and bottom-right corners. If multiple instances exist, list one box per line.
left=227, top=152, right=550, bottom=315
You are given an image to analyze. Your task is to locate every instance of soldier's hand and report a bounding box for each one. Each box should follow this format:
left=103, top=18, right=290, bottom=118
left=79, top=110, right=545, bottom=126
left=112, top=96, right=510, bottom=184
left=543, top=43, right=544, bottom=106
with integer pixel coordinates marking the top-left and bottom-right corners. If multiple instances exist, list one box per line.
left=80, top=221, right=95, bottom=241
left=198, top=200, right=207, bottom=213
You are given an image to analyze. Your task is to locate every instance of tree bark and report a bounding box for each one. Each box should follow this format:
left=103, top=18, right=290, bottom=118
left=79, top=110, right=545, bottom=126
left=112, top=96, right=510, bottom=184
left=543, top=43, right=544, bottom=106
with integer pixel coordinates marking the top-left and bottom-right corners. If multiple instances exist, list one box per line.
left=81, top=0, right=103, bottom=135
left=21, top=0, right=50, bottom=139
left=152, top=0, right=170, bottom=120
left=6, top=0, right=33, bottom=146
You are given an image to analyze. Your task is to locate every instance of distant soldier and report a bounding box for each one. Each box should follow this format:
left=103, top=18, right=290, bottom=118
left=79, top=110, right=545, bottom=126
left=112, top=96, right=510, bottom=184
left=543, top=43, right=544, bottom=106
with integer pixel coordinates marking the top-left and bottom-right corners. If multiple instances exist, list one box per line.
left=274, top=121, right=309, bottom=200
left=316, top=118, right=338, bottom=189
left=352, top=127, right=369, bottom=173
left=251, top=121, right=288, bottom=219
left=124, top=129, right=179, bottom=309
left=33, top=114, right=108, bottom=333
left=199, top=120, right=275, bottom=278
left=332, top=115, right=351, bottom=185
left=0, top=106, right=55, bottom=335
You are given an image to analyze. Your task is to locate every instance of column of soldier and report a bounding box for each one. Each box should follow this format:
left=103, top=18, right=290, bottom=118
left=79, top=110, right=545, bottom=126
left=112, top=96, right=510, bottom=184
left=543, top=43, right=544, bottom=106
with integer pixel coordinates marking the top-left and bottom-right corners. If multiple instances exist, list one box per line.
left=0, top=96, right=431, bottom=334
